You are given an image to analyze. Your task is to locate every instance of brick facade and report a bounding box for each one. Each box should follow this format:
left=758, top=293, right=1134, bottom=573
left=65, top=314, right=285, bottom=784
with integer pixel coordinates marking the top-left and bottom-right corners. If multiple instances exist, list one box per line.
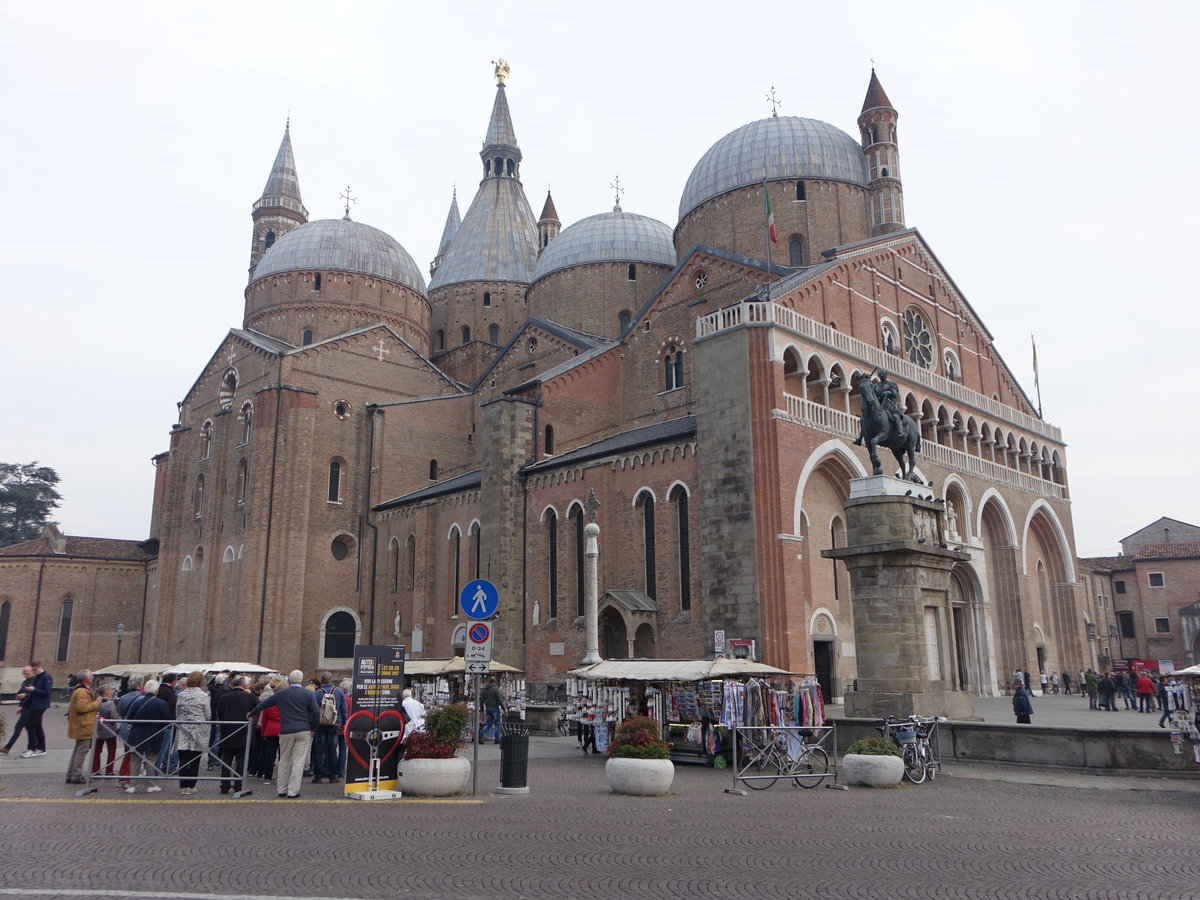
left=2, top=72, right=1095, bottom=701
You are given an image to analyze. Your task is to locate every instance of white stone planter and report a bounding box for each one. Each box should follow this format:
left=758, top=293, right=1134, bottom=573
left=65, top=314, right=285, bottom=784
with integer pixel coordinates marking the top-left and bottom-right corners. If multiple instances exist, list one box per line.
left=841, top=753, right=904, bottom=787
left=398, top=756, right=471, bottom=796
left=605, top=757, right=675, bottom=796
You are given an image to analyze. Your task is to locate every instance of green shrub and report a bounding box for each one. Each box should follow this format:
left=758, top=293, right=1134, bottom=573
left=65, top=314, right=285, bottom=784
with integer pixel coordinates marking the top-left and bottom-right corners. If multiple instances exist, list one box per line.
left=608, top=715, right=672, bottom=760
left=405, top=702, right=469, bottom=760
left=844, top=737, right=903, bottom=757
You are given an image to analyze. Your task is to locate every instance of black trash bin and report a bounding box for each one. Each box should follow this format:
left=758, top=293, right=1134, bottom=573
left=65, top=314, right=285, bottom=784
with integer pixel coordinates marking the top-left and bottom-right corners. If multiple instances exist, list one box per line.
left=499, top=723, right=530, bottom=790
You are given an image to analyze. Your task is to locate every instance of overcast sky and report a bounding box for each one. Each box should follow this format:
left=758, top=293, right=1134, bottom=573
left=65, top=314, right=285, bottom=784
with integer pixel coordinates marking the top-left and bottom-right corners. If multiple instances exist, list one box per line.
left=2, top=1, right=1195, bottom=558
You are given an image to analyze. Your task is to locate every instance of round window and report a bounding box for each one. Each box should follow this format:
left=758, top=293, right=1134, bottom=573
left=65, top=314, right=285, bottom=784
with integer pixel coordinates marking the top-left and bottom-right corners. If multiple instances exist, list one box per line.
left=331, top=535, right=355, bottom=561
left=694, top=271, right=707, bottom=290
left=334, top=400, right=352, bottom=420
left=903, top=308, right=935, bottom=369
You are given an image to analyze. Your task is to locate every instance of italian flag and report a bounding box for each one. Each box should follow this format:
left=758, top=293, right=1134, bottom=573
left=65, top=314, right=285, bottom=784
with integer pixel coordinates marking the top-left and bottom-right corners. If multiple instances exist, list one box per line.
left=765, top=185, right=777, bottom=243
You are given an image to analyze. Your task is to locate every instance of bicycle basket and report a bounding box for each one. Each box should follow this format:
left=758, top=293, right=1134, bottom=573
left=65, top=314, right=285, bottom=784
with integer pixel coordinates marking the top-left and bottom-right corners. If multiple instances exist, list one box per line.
left=894, top=729, right=917, bottom=743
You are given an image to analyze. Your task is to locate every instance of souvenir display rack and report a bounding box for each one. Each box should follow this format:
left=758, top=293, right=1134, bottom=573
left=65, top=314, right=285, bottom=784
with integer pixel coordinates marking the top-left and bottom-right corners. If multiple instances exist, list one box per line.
left=564, top=659, right=820, bottom=766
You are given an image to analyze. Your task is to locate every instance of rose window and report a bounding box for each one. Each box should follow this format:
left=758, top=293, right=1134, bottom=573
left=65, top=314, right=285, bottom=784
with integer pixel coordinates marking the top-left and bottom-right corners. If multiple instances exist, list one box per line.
left=903, top=308, right=934, bottom=368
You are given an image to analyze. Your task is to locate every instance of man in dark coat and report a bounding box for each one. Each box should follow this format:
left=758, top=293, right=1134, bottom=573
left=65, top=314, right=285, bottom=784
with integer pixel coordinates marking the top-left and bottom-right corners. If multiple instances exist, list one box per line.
left=1012, top=679, right=1034, bottom=724
left=1, top=666, right=34, bottom=755
left=127, top=679, right=171, bottom=793
left=215, top=676, right=258, bottom=793
left=22, top=662, right=54, bottom=757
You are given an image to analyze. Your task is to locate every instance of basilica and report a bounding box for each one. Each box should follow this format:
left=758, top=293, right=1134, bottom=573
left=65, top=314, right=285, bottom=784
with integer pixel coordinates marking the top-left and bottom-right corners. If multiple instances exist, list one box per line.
left=1, top=67, right=1086, bottom=701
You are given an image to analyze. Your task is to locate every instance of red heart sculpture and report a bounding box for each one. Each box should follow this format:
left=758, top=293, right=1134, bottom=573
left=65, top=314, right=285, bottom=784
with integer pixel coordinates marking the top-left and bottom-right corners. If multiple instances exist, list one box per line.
left=346, top=709, right=406, bottom=774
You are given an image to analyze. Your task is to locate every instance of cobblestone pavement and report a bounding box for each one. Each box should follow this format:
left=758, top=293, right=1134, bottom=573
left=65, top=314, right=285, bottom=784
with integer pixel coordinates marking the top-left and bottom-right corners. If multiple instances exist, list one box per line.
left=1, top=746, right=1198, bottom=900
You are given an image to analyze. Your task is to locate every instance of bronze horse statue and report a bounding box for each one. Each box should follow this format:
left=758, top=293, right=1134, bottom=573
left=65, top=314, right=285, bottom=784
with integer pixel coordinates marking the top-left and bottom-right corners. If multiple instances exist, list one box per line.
left=853, top=374, right=922, bottom=481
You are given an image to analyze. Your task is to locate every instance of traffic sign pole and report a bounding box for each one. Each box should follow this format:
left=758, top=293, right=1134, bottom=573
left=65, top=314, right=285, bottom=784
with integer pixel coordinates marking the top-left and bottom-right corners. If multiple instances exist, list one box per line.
left=472, top=672, right=480, bottom=797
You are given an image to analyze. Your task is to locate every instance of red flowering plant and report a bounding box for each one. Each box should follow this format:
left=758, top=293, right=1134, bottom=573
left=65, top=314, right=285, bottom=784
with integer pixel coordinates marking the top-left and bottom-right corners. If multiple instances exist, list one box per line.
left=608, top=715, right=672, bottom=760
left=404, top=703, right=470, bottom=760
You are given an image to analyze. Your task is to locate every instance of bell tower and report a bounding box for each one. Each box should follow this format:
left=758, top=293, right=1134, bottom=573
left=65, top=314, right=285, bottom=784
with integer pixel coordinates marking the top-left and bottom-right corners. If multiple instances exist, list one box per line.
left=858, top=70, right=905, bottom=236
left=249, top=121, right=308, bottom=278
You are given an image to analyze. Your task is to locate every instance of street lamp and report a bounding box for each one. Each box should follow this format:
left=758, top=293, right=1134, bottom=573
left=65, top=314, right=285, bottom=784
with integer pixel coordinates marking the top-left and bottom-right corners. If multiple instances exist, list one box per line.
left=116, top=623, right=125, bottom=664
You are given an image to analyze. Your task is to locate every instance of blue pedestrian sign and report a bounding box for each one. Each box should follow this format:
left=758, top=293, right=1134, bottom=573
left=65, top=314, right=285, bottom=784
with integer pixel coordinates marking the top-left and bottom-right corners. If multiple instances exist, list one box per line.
left=461, top=579, right=500, bottom=619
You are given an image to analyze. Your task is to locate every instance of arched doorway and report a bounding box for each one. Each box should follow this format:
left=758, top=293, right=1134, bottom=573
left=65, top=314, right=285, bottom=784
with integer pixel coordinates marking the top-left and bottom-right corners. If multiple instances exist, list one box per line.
left=949, top=564, right=994, bottom=695
left=600, top=608, right=628, bottom=659
left=633, top=623, right=656, bottom=657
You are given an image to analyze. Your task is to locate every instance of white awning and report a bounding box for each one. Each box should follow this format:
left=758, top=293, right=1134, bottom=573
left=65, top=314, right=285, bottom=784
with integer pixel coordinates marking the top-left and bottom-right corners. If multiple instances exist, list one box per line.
left=567, top=658, right=802, bottom=682
left=404, top=657, right=523, bottom=676
left=92, top=663, right=174, bottom=678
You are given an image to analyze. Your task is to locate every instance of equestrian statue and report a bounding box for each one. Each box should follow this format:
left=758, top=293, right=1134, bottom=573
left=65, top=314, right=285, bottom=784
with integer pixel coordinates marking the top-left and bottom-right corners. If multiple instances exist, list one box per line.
left=852, top=369, right=923, bottom=482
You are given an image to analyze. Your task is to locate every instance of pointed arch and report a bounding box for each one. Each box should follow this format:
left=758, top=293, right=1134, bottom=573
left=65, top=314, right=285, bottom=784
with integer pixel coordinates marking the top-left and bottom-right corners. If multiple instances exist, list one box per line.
left=1020, top=500, right=1076, bottom=582
left=791, top=440, right=868, bottom=534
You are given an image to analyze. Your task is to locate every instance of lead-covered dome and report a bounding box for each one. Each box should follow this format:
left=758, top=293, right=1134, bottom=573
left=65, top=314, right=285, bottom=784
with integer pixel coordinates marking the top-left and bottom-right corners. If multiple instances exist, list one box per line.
left=679, top=117, right=868, bottom=221
left=532, top=209, right=675, bottom=282
left=253, top=218, right=427, bottom=295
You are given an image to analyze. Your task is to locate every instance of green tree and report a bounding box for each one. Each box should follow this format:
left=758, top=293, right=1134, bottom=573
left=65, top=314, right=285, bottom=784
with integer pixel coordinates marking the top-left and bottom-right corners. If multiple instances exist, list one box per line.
left=0, top=462, right=62, bottom=547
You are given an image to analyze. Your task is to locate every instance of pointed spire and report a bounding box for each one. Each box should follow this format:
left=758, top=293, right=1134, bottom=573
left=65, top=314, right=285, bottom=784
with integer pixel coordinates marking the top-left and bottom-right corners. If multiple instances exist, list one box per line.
left=539, top=189, right=558, bottom=224
left=537, top=189, right=561, bottom=253
left=430, top=187, right=463, bottom=277
left=256, top=120, right=308, bottom=218
left=249, top=120, right=309, bottom=277
left=861, top=68, right=894, bottom=113
left=480, top=63, right=522, bottom=181
left=438, top=187, right=462, bottom=256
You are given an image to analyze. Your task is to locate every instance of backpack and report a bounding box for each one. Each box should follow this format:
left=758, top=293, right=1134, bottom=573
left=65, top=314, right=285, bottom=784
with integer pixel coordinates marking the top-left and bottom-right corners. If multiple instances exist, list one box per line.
left=318, top=687, right=339, bottom=727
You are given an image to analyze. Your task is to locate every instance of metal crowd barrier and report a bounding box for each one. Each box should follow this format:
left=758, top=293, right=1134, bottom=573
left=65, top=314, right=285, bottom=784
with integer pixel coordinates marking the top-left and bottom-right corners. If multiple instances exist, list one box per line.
left=725, top=723, right=844, bottom=794
left=76, top=717, right=256, bottom=798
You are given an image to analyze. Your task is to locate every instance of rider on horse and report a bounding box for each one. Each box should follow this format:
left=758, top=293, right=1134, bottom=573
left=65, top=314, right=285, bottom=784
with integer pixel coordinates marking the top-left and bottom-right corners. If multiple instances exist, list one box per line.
left=853, top=369, right=904, bottom=445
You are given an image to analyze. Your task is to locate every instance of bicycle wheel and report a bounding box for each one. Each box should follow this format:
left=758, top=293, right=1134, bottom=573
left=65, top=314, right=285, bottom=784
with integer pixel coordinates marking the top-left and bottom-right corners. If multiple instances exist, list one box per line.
left=744, top=750, right=782, bottom=790
left=792, top=746, right=829, bottom=788
left=902, top=744, right=926, bottom=784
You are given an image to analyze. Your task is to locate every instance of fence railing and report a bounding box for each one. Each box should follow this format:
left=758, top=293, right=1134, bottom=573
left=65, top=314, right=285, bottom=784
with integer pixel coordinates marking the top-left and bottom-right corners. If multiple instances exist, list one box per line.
left=76, top=718, right=256, bottom=798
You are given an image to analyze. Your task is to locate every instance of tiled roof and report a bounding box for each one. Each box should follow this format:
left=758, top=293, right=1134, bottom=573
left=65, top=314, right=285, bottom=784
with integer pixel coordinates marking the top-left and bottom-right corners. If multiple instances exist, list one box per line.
left=861, top=69, right=893, bottom=112
left=374, top=470, right=482, bottom=512
left=1134, top=541, right=1200, bottom=560
left=523, top=415, right=696, bottom=474
left=0, top=533, right=151, bottom=562
left=1078, top=555, right=1128, bottom=573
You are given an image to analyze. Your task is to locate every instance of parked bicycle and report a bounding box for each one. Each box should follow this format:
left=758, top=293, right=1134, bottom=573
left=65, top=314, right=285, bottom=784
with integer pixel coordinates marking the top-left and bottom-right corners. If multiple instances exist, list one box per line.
left=876, top=714, right=943, bottom=783
left=738, top=725, right=830, bottom=790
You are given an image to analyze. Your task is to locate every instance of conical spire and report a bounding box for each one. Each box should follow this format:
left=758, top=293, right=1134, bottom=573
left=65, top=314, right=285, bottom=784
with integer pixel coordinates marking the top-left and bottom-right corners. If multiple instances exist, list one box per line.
left=537, top=189, right=560, bottom=252
left=480, top=64, right=523, bottom=180
left=539, top=190, right=559, bottom=223
left=438, top=188, right=462, bottom=256
left=249, top=120, right=309, bottom=277
left=256, top=120, right=308, bottom=217
left=861, top=69, right=894, bottom=113
left=430, top=187, right=463, bottom=277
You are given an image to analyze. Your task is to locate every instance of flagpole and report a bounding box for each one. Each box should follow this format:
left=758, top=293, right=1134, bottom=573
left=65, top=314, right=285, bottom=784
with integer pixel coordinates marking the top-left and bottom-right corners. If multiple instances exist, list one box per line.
left=763, top=174, right=772, bottom=301
left=1031, top=332, right=1043, bottom=418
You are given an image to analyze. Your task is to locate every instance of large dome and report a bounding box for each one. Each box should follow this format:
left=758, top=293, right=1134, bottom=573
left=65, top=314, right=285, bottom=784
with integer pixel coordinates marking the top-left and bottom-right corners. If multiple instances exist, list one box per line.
left=252, top=218, right=427, bottom=295
left=532, top=209, right=675, bottom=282
left=679, top=117, right=868, bottom=221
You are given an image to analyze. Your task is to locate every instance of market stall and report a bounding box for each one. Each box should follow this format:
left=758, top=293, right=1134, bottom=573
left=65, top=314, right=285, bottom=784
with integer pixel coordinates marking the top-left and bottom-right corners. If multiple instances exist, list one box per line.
left=403, top=658, right=525, bottom=714
left=566, top=659, right=823, bottom=764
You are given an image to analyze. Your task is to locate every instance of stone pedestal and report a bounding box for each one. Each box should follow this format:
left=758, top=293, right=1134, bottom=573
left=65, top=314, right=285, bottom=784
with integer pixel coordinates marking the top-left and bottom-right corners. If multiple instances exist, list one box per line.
left=823, top=476, right=975, bottom=720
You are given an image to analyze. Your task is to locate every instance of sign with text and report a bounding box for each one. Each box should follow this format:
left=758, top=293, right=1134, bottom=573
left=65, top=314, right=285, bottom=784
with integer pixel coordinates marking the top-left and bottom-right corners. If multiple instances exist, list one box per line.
left=345, top=644, right=406, bottom=796
left=465, top=620, right=493, bottom=662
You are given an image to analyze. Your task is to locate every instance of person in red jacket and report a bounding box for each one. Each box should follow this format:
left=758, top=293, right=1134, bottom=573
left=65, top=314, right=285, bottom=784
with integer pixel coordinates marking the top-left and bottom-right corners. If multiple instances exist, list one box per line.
left=1135, top=672, right=1156, bottom=713
left=256, top=675, right=284, bottom=784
